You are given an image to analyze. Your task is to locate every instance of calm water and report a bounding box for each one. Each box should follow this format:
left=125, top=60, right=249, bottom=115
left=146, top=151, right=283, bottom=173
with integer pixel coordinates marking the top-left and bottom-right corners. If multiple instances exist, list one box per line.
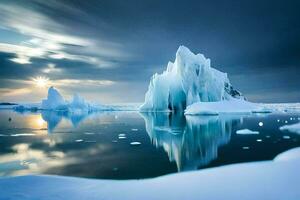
left=0, top=109, right=299, bottom=179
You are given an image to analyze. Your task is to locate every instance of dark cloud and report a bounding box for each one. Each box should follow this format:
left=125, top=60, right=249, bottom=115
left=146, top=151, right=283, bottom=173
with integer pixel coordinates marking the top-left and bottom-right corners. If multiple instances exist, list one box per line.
left=0, top=0, right=299, bottom=103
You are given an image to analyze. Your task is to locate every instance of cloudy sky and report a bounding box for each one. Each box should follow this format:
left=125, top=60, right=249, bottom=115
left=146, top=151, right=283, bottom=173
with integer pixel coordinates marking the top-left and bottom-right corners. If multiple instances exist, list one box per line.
left=0, top=0, right=299, bottom=104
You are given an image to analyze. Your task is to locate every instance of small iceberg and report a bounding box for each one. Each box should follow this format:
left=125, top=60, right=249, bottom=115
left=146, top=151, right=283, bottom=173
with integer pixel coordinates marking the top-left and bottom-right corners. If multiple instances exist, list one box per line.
left=236, top=129, right=259, bottom=135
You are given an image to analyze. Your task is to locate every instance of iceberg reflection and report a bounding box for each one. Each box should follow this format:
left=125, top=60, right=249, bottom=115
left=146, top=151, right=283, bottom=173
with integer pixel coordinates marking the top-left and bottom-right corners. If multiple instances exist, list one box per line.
left=141, top=113, right=241, bottom=171
left=41, top=111, right=91, bottom=133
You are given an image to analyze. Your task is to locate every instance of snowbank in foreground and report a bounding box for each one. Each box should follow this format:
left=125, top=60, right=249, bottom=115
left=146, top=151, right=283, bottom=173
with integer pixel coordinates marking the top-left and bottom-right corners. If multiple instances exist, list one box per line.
left=280, top=122, right=300, bottom=134
left=0, top=147, right=299, bottom=200
left=185, top=99, right=271, bottom=115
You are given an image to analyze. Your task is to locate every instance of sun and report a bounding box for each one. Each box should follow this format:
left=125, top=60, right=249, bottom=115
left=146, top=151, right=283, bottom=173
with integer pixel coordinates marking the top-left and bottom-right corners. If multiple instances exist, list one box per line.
left=33, top=76, right=49, bottom=88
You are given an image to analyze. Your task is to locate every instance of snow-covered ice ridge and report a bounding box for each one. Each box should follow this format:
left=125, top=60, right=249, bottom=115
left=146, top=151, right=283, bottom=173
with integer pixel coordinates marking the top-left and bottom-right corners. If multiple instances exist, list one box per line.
left=1, top=147, right=299, bottom=200
left=140, top=45, right=246, bottom=112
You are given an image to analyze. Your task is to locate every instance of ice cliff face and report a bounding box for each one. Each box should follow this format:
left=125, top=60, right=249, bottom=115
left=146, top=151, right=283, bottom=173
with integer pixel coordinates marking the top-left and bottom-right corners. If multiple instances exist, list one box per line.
left=140, top=46, right=245, bottom=112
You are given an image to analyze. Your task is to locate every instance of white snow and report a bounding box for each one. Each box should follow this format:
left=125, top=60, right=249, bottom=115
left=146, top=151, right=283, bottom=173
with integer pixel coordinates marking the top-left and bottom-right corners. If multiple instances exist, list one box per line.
left=236, top=129, right=259, bottom=135
left=280, top=122, right=300, bottom=134
left=140, top=46, right=245, bottom=112
left=0, top=147, right=299, bottom=200
left=185, top=98, right=261, bottom=115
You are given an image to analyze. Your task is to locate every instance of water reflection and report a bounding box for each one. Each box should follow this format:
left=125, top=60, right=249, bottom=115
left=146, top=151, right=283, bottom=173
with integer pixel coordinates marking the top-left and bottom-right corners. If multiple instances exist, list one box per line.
left=41, top=111, right=90, bottom=133
left=141, top=112, right=242, bottom=171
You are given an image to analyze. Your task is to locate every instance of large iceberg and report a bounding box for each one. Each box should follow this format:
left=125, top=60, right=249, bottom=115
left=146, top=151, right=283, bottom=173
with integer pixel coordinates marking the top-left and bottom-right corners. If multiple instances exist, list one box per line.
left=140, top=46, right=245, bottom=112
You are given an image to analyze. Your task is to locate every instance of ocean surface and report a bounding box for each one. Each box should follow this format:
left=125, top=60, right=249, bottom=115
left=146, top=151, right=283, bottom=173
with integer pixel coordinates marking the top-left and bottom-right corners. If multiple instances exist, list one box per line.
left=0, top=109, right=299, bottom=179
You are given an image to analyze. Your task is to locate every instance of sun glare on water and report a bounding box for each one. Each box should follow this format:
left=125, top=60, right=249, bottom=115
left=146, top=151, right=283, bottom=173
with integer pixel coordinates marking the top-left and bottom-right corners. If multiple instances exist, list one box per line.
left=33, top=76, right=49, bottom=88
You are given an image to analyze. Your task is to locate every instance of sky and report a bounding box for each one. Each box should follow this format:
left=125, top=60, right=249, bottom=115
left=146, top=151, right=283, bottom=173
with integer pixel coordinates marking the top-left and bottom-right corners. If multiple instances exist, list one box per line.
left=0, top=0, right=299, bottom=104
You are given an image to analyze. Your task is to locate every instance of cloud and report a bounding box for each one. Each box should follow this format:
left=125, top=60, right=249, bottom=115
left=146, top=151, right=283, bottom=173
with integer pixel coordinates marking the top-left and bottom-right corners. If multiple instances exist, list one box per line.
left=0, top=88, right=31, bottom=97
left=0, top=1, right=131, bottom=68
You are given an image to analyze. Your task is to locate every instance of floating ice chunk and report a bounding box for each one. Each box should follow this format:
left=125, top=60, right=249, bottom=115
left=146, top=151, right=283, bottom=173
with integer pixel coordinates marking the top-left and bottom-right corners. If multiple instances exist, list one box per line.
left=280, top=122, right=300, bottom=134
left=283, top=136, right=291, bottom=139
left=256, top=139, right=263, bottom=142
left=118, top=134, right=126, bottom=137
left=131, top=128, right=138, bottom=131
left=130, top=142, right=141, bottom=146
left=258, top=122, right=263, bottom=127
left=236, top=129, right=259, bottom=135
left=11, top=133, right=35, bottom=137
left=84, top=132, right=94, bottom=135
left=118, top=136, right=126, bottom=139
left=242, top=146, right=250, bottom=150
left=75, top=139, right=83, bottom=142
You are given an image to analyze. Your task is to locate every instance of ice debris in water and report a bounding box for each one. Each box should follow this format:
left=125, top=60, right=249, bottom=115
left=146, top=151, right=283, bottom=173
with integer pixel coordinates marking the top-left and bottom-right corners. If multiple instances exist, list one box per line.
left=118, top=136, right=126, bottom=139
left=75, top=139, right=83, bottom=142
left=130, top=142, right=141, bottom=146
left=283, top=135, right=291, bottom=139
left=256, top=139, right=263, bottom=142
left=140, top=46, right=245, bottom=112
left=84, top=132, right=94, bottom=135
left=131, top=128, right=138, bottom=131
left=118, top=134, right=126, bottom=137
left=11, top=133, right=35, bottom=137
left=242, top=146, right=250, bottom=150
left=259, top=122, right=263, bottom=127
left=236, top=129, right=259, bottom=135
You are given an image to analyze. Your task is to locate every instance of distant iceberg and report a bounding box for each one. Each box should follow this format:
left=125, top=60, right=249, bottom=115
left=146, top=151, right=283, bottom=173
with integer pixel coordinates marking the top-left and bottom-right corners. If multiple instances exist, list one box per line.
left=12, top=86, right=138, bottom=113
left=41, top=86, right=68, bottom=110
left=41, top=87, right=121, bottom=112
left=140, top=46, right=246, bottom=112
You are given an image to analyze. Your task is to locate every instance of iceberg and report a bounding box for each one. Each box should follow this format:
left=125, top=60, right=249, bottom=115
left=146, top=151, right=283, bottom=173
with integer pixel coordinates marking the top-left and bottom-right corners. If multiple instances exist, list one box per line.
left=41, top=86, right=67, bottom=110
left=140, top=46, right=246, bottom=112
left=41, top=87, right=116, bottom=112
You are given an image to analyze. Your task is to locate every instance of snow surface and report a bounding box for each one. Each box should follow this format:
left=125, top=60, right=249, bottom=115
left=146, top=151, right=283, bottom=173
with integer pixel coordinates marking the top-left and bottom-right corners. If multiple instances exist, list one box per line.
left=0, top=147, right=300, bottom=200
left=236, top=129, right=259, bottom=135
left=280, top=122, right=300, bottom=134
left=140, top=46, right=245, bottom=112
left=185, top=98, right=262, bottom=115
